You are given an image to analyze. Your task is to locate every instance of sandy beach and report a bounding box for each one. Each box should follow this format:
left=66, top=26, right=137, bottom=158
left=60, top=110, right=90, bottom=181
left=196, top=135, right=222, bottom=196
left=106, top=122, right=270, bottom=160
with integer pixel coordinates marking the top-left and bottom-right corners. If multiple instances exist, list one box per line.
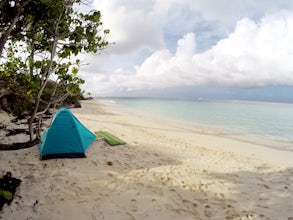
left=1, top=99, right=293, bottom=220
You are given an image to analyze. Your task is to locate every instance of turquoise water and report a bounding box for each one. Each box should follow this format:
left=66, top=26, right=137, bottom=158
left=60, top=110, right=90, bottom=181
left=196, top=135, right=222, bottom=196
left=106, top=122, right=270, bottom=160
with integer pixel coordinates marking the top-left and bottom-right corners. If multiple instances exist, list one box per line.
left=101, top=98, right=293, bottom=150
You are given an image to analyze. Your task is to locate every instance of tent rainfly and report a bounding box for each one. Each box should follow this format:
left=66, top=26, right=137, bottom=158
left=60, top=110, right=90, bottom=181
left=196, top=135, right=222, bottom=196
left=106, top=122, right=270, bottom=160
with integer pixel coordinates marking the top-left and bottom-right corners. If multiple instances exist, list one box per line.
left=38, top=108, right=96, bottom=160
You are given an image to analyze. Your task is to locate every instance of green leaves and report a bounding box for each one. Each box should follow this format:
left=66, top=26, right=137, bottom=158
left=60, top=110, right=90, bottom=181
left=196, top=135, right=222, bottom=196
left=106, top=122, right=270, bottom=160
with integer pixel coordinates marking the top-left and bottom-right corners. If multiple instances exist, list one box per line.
left=71, top=67, right=78, bottom=75
left=0, top=0, right=110, bottom=122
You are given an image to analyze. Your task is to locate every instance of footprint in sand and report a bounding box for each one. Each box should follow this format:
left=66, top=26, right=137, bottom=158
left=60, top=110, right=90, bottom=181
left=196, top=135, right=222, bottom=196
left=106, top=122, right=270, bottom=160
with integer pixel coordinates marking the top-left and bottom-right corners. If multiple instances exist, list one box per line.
left=215, top=193, right=225, bottom=199
left=165, top=203, right=181, bottom=214
left=225, top=204, right=238, bottom=218
left=130, top=199, right=138, bottom=212
left=182, top=199, right=198, bottom=213
left=91, top=213, right=98, bottom=220
left=147, top=186, right=163, bottom=196
left=199, top=183, right=208, bottom=192
left=169, top=188, right=183, bottom=203
left=91, top=160, right=98, bottom=166
left=152, top=199, right=162, bottom=211
left=204, top=205, right=213, bottom=218
left=241, top=212, right=269, bottom=220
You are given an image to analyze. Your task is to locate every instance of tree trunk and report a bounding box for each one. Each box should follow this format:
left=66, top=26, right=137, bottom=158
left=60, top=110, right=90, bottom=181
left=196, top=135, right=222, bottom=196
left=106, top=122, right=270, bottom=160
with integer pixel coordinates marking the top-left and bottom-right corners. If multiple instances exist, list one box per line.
left=28, top=10, right=65, bottom=140
left=28, top=38, right=58, bottom=140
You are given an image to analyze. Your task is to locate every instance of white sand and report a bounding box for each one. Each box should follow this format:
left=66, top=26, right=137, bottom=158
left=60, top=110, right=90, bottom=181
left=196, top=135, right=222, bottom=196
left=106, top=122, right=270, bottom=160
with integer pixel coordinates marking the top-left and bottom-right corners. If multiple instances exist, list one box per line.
left=0, top=100, right=293, bottom=220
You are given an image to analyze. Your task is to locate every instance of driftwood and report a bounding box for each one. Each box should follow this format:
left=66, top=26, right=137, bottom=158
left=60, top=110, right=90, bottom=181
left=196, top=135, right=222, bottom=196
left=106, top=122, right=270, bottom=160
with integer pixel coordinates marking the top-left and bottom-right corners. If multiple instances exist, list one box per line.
left=0, top=139, right=40, bottom=151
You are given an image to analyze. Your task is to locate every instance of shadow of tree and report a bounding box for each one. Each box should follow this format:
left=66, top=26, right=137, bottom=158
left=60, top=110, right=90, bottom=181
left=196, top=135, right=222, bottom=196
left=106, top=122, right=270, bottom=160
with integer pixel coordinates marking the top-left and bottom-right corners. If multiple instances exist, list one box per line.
left=205, top=166, right=293, bottom=220
left=91, top=164, right=293, bottom=220
left=80, top=141, right=293, bottom=219
left=85, top=141, right=182, bottom=173
left=2, top=138, right=292, bottom=220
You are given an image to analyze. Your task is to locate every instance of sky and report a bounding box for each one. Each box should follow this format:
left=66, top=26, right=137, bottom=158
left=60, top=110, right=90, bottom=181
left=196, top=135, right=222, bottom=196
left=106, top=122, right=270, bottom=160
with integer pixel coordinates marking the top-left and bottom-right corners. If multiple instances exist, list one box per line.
left=78, top=0, right=293, bottom=101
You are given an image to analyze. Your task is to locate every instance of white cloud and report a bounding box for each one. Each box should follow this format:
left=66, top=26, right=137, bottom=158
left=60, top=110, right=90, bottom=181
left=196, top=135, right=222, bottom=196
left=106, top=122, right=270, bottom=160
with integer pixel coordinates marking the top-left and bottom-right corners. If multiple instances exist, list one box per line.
left=93, top=0, right=165, bottom=53
left=79, top=1, right=293, bottom=95
left=84, top=11, right=293, bottom=95
left=92, top=0, right=229, bottom=54
left=93, top=0, right=293, bottom=54
left=205, top=11, right=293, bottom=86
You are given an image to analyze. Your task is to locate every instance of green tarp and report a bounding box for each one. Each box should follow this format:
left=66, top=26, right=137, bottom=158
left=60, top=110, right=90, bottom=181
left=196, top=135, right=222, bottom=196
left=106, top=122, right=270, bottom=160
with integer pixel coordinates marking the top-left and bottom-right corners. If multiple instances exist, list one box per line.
left=95, top=131, right=126, bottom=146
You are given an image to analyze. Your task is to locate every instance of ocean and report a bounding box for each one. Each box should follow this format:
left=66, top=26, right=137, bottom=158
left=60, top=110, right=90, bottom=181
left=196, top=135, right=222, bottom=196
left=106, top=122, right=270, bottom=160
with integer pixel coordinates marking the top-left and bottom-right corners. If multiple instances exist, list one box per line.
left=99, top=97, right=293, bottom=151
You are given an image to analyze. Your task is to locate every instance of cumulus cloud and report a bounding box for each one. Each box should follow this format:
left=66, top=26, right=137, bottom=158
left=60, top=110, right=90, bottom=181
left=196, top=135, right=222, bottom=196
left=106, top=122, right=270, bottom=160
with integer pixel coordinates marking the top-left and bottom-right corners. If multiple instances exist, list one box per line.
left=93, top=0, right=165, bottom=53
left=93, top=0, right=293, bottom=54
left=84, top=11, right=293, bottom=95
left=79, top=1, right=293, bottom=95
left=92, top=0, right=229, bottom=54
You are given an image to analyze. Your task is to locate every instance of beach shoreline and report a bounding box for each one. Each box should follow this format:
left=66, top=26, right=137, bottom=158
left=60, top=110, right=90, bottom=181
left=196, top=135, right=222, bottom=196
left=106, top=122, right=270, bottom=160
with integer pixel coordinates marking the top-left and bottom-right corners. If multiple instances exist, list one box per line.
left=97, top=98, right=293, bottom=168
left=99, top=97, right=293, bottom=152
left=1, top=99, right=292, bottom=219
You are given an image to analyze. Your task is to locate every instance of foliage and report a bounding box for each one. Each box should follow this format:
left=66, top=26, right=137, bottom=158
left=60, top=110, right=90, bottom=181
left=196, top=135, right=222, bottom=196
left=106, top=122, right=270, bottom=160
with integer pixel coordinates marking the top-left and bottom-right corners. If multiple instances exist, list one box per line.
left=0, top=0, right=32, bottom=56
left=0, top=0, right=110, bottom=142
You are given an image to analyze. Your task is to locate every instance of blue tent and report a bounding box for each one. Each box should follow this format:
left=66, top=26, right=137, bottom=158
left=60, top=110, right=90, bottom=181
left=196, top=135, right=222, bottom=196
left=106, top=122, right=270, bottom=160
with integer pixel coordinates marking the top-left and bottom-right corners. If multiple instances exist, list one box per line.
left=39, top=108, right=96, bottom=160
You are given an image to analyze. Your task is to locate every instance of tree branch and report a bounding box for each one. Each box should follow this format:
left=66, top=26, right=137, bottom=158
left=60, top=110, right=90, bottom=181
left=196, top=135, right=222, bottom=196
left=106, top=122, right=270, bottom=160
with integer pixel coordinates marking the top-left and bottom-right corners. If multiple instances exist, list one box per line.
left=0, top=0, right=32, bottom=57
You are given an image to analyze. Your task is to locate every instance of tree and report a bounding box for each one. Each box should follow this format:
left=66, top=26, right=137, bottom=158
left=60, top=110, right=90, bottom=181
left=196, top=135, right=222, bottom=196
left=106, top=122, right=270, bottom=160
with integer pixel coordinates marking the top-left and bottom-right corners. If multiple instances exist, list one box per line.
left=0, top=0, right=109, bottom=145
left=0, top=0, right=32, bottom=57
